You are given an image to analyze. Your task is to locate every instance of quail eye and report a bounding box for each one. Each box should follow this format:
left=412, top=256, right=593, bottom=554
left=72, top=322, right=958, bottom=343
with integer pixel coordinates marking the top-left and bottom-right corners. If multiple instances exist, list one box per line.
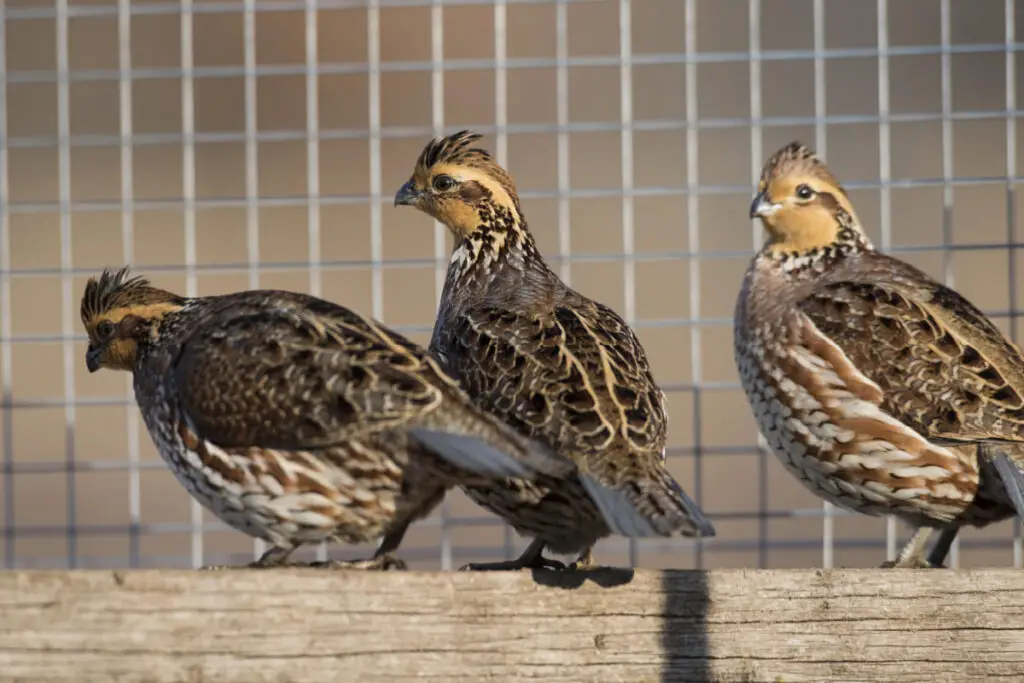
left=795, top=184, right=815, bottom=200
left=96, top=320, right=115, bottom=340
left=432, top=174, right=456, bottom=192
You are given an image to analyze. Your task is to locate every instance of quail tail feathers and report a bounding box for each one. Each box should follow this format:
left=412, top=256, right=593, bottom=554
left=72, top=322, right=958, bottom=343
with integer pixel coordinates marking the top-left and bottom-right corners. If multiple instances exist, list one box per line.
left=639, top=469, right=715, bottom=538
left=992, top=447, right=1024, bottom=522
left=410, top=427, right=572, bottom=480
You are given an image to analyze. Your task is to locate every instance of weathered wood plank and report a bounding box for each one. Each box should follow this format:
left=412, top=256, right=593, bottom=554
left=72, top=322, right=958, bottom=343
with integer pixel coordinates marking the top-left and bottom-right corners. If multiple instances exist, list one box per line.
left=0, top=569, right=1021, bottom=682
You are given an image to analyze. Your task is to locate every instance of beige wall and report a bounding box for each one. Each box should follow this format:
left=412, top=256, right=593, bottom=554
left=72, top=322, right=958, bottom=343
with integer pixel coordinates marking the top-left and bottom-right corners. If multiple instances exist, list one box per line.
left=1, top=0, right=1022, bottom=569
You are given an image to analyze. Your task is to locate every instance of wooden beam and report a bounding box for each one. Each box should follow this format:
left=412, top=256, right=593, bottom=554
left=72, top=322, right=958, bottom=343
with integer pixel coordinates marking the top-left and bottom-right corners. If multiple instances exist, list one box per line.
left=0, top=569, right=1021, bottom=682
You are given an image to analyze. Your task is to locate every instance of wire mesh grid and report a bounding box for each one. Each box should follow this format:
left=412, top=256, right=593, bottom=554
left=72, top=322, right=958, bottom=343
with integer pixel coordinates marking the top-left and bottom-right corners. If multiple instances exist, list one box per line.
left=0, top=0, right=1023, bottom=570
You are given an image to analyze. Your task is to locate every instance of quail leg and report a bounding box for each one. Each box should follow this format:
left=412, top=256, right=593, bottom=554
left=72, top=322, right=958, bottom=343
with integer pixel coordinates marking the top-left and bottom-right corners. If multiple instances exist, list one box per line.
left=199, top=544, right=300, bottom=571
left=566, top=547, right=598, bottom=572
left=309, top=552, right=408, bottom=571
left=880, top=527, right=937, bottom=568
left=306, top=521, right=413, bottom=571
left=924, top=528, right=959, bottom=569
left=459, top=537, right=567, bottom=572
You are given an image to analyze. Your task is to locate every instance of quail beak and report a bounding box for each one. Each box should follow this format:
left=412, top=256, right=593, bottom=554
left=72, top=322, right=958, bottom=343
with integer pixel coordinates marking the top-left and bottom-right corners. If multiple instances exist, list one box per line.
left=749, top=191, right=782, bottom=220
left=85, top=345, right=103, bottom=373
left=394, top=180, right=423, bottom=207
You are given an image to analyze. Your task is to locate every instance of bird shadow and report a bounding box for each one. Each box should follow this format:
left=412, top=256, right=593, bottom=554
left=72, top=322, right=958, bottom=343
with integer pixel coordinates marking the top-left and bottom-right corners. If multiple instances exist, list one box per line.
left=528, top=565, right=635, bottom=589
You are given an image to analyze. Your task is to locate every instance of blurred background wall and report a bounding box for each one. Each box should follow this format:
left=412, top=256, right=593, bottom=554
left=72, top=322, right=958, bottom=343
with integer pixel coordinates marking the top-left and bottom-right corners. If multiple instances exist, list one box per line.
left=1, top=0, right=1022, bottom=570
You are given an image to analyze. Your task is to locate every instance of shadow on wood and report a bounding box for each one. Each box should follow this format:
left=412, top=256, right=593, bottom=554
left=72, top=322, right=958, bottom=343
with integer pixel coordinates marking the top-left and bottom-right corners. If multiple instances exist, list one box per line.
left=662, top=569, right=711, bottom=683
left=1, top=569, right=1023, bottom=682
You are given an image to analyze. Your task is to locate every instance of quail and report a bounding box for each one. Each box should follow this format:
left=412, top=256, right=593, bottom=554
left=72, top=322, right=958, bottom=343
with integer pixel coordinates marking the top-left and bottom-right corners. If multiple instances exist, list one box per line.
left=394, top=130, right=716, bottom=572
left=736, top=141, right=1024, bottom=568
left=80, top=267, right=643, bottom=570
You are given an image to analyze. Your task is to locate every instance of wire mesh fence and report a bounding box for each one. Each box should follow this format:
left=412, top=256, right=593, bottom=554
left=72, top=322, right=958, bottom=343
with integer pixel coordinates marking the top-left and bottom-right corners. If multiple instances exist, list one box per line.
left=0, top=0, right=1022, bottom=571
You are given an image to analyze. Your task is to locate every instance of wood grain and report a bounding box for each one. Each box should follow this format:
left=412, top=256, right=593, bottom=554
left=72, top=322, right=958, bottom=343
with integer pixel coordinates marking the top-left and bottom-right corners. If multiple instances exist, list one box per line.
left=0, top=569, right=1021, bottom=682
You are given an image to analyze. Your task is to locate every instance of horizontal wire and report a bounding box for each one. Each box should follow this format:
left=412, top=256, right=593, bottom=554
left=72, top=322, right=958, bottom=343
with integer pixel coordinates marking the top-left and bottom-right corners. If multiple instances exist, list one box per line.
left=3, top=238, right=1024, bottom=281
left=4, top=110, right=1021, bottom=150
left=0, top=444, right=760, bottom=470
left=4, top=43, right=1021, bottom=86
left=10, top=298, right=1024, bottom=346
left=3, top=175, right=1022, bottom=216
left=4, top=1, right=1023, bottom=570
left=2, top=531, right=1019, bottom=560
left=13, top=531, right=1024, bottom=570
left=5, top=0, right=607, bottom=22
left=0, top=509, right=867, bottom=541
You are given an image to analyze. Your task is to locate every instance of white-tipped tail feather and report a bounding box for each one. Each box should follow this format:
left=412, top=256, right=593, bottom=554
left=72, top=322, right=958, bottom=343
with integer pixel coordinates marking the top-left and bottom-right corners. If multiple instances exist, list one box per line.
left=410, top=428, right=573, bottom=480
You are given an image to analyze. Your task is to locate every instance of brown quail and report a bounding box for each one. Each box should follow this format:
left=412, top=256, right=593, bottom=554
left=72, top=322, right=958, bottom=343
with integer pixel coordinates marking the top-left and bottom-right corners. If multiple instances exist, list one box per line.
left=736, top=141, right=1024, bottom=568
left=80, top=266, right=635, bottom=570
left=394, top=130, right=716, bottom=572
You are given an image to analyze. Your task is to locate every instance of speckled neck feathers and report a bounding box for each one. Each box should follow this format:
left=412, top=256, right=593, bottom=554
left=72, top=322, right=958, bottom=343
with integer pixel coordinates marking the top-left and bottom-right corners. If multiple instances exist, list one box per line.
left=445, top=208, right=549, bottom=296
left=762, top=208, right=874, bottom=276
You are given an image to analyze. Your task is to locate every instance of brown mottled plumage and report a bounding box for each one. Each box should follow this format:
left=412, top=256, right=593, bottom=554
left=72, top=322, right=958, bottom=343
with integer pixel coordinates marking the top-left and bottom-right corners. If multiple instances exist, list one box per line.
left=736, top=141, right=1024, bottom=568
left=81, top=267, right=603, bottom=570
left=395, top=130, right=715, bottom=572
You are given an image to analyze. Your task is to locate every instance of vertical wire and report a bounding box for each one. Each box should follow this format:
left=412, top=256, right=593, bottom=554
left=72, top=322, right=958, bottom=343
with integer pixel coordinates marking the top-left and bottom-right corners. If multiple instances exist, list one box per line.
left=431, top=1, right=447, bottom=299
left=938, top=0, right=959, bottom=569
left=367, top=1, right=383, bottom=323
left=876, top=0, right=897, bottom=564
left=305, top=1, right=322, bottom=302
left=494, top=0, right=516, bottom=564
left=429, top=0, right=452, bottom=571
left=747, top=0, right=768, bottom=570
left=242, top=0, right=266, bottom=564
left=181, top=0, right=203, bottom=568
left=243, top=1, right=259, bottom=295
left=939, top=0, right=954, bottom=287
left=812, top=0, right=835, bottom=570
left=56, top=0, right=79, bottom=568
left=556, top=0, right=571, bottom=286
left=748, top=4, right=763, bottom=252
left=243, top=0, right=263, bottom=564
left=618, top=0, right=638, bottom=568
left=684, top=0, right=704, bottom=569
left=243, top=1, right=260, bottom=294
left=117, top=0, right=141, bottom=568
left=305, top=0, right=328, bottom=565
left=0, top=1, right=13, bottom=568
left=367, top=0, right=391, bottom=563
left=1005, top=0, right=1021, bottom=570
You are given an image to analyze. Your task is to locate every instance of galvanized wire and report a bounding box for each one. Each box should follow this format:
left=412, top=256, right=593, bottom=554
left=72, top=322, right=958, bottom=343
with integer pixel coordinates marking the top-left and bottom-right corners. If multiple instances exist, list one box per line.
left=1, top=0, right=1022, bottom=570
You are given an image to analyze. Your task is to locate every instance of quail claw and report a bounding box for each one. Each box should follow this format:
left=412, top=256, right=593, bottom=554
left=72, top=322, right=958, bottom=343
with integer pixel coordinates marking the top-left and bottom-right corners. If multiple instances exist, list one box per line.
left=458, top=556, right=566, bottom=572
left=309, top=553, right=408, bottom=571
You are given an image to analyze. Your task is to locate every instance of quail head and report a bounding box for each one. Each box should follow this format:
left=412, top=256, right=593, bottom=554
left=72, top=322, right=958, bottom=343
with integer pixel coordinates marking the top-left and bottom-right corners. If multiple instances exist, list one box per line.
left=80, top=267, right=643, bottom=570
left=394, top=130, right=716, bottom=572
left=736, top=141, right=1024, bottom=568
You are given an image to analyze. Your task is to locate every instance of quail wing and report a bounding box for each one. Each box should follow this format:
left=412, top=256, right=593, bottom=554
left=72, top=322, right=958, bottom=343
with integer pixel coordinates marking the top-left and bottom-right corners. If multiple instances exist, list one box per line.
left=172, top=296, right=575, bottom=482
left=437, top=301, right=715, bottom=538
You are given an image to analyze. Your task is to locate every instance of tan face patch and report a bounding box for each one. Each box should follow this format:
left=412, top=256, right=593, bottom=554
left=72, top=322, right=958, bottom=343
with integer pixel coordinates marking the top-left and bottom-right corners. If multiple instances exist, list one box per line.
left=84, top=302, right=182, bottom=372
left=411, top=163, right=521, bottom=237
left=756, top=173, right=862, bottom=254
